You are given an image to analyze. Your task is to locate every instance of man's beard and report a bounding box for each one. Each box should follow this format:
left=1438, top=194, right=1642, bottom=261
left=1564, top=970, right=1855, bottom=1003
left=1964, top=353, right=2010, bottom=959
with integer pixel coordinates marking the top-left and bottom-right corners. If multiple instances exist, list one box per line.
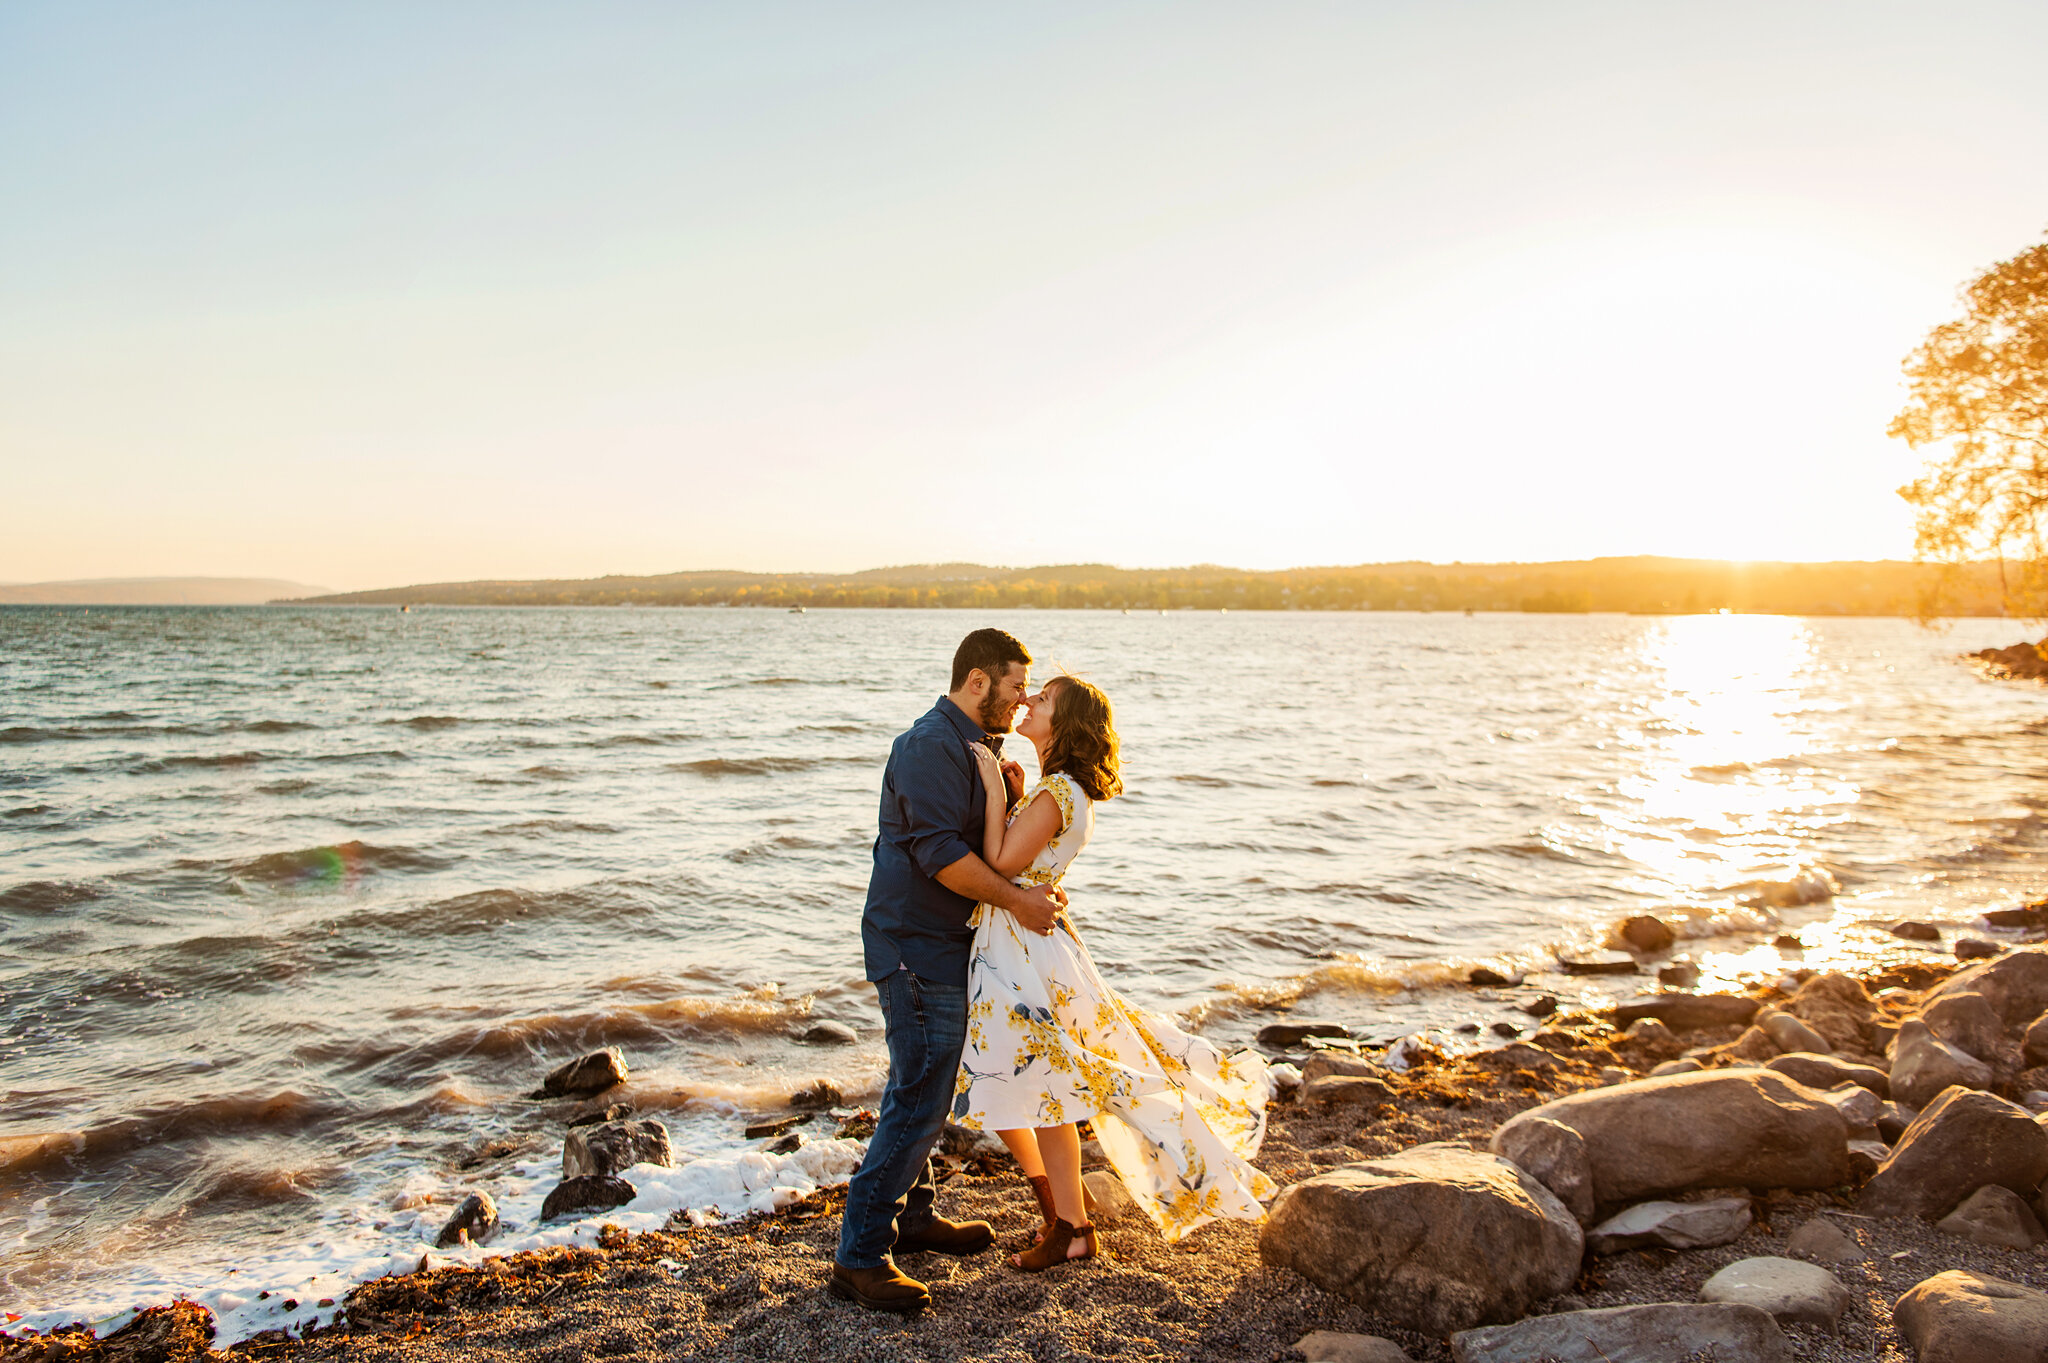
left=978, top=691, right=1015, bottom=733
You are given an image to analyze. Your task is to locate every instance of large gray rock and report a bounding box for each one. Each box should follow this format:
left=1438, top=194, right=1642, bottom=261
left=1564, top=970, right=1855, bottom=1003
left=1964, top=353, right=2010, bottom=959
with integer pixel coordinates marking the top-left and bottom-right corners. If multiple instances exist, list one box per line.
left=1491, top=1069, right=1849, bottom=1206
left=1699, top=1256, right=1851, bottom=1332
left=1893, top=1271, right=2048, bottom=1363
left=1927, top=945, right=2048, bottom=1029
left=1762, top=1012, right=1833, bottom=1055
left=1586, top=1197, right=1751, bottom=1254
left=1765, top=1052, right=1888, bottom=1097
left=1934, top=1184, right=2047, bottom=1250
left=1921, top=991, right=2008, bottom=1063
left=1890, top=1020, right=1994, bottom=1108
left=538, top=1046, right=629, bottom=1098
left=1781, top=972, right=1879, bottom=1053
left=1259, top=1143, right=1582, bottom=1335
left=1489, top=1115, right=1594, bottom=1223
left=1861, top=1087, right=2048, bottom=1218
left=1609, top=993, right=1759, bottom=1030
left=563, top=1118, right=674, bottom=1179
left=1294, top=1332, right=1412, bottom=1363
left=1450, top=1303, right=1789, bottom=1363
left=1818, top=1082, right=1883, bottom=1133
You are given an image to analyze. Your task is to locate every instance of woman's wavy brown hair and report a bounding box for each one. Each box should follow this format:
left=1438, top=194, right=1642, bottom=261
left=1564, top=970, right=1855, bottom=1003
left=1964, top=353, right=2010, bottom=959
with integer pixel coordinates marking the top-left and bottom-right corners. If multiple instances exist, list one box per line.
left=1039, top=675, right=1122, bottom=802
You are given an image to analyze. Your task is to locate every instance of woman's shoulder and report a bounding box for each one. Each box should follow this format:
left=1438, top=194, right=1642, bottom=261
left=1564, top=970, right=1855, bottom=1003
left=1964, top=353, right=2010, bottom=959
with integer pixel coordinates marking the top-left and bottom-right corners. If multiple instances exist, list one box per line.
left=1035, top=770, right=1089, bottom=828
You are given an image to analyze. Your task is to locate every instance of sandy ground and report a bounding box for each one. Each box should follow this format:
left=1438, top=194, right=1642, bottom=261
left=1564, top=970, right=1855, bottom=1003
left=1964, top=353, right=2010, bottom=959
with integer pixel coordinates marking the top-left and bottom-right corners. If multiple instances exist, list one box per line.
left=11, top=976, right=2048, bottom=1363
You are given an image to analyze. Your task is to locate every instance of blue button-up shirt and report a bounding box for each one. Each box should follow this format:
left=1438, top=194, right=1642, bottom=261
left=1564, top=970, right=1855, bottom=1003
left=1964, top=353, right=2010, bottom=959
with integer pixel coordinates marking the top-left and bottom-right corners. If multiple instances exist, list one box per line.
left=861, top=696, right=1000, bottom=983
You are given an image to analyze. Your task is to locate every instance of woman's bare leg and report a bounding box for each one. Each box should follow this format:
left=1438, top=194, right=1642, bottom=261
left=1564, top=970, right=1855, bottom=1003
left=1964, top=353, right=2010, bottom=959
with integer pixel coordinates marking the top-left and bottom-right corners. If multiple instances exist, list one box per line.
left=1034, top=1122, right=1090, bottom=1257
left=996, top=1128, right=1045, bottom=1178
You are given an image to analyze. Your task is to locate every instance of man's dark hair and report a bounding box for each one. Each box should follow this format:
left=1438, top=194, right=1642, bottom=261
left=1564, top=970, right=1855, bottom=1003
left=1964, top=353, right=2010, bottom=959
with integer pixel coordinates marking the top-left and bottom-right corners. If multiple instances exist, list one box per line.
left=951, top=628, right=1031, bottom=691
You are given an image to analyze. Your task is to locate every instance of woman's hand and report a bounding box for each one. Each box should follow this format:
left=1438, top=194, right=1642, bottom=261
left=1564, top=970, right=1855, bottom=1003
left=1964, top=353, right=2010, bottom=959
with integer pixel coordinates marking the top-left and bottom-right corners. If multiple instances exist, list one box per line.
left=969, top=741, right=1003, bottom=795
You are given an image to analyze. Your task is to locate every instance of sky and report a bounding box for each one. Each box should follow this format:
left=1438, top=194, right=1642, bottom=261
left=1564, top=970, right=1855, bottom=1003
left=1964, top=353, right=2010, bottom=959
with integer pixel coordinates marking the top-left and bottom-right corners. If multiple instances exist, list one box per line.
left=4, top=2, right=2048, bottom=591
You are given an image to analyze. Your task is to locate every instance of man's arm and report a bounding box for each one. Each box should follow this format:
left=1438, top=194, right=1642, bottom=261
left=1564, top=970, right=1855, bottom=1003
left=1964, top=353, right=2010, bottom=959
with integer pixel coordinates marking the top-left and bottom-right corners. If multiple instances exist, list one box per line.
left=935, top=852, right=1065, bottom=935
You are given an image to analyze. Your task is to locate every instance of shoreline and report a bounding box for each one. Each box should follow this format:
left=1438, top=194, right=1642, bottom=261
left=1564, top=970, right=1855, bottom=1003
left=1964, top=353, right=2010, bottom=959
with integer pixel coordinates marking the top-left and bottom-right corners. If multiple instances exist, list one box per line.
left=14, top=943, right=2048, bottom=1362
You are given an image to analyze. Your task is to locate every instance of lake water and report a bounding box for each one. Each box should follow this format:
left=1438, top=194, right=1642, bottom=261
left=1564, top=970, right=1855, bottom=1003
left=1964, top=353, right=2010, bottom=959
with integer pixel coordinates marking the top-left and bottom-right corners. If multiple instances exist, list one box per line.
left=4, top=605, right=2045, bottom=1335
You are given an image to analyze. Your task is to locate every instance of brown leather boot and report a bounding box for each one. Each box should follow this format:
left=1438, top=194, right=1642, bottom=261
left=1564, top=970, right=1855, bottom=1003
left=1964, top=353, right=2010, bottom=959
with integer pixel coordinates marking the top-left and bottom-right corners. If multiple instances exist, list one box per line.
left=894, top=1213, right=995, bottom=1255
left=828, top=1259, right=931, bottom=1313
left=1008, top=1217, right=1097, bottom=1272
left=1017, top=1174, right=1057, bottom=1248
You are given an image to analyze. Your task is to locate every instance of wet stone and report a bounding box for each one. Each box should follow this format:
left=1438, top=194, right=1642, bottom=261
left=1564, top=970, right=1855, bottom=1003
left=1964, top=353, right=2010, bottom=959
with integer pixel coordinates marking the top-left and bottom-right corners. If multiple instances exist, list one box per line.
left=1257, top=1020, right=1353, bottom=1048
left=541, top=1174, right=636, bottom=1221
left=435, top=1191, right=499, bottom=1248
left=1956, top=937, right=2004, bottom=961
left=537, top=1046, right=629, bottom=1099
left=1890, top=920, right=1941, bottom=941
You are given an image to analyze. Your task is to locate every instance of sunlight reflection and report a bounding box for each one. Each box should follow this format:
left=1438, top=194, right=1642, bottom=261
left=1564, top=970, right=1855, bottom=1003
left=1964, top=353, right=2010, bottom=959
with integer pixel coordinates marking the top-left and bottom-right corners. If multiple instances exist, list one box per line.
left=1602, top=615, right=1857, bottom=909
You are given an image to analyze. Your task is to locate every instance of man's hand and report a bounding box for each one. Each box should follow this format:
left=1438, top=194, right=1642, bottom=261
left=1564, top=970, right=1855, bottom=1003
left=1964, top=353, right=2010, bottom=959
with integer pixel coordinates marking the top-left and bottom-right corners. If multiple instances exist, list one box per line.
left=1000, top=759, right=1026, bottom=806
left=1004, top=882, right=1065, bottom=936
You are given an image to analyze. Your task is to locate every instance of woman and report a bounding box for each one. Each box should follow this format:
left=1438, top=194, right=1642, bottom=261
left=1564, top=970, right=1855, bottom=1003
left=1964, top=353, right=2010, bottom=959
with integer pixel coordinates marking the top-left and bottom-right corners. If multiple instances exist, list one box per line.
left=955, top=676, right=1275, bottom=1271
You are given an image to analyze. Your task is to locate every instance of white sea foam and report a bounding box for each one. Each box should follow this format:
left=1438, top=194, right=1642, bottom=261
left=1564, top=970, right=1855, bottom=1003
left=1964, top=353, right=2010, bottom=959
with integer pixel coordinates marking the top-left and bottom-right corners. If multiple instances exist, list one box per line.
left=7, top=1137, right=866, bottom=1347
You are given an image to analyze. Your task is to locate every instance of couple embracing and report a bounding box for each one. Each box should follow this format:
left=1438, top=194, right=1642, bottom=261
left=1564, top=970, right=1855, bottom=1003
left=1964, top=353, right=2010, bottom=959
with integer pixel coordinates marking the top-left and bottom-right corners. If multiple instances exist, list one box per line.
left=830, top=628, right=1275, bottom=1314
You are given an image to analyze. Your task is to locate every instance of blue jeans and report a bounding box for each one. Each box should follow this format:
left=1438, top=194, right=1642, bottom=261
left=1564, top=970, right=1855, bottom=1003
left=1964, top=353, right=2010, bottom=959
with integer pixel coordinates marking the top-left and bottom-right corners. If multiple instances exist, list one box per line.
left=836, top=968, right=968, bottom=1268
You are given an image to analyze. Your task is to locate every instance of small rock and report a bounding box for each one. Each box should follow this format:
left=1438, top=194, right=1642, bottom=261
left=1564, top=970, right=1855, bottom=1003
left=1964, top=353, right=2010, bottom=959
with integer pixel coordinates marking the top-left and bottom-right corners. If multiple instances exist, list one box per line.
left=1586, top=1197, right=1752, bottom=1254
left=434, top=1191, right=498, bottom=1247
left=1295, top=1331, right=1412, bottom=1363
left=541, top=1175, right=636, bottom=1220
left=537, top=1047, right=629, bottom=1098
left=2020, top=1089, right=2048, bottom=1114
left=1621, top=1018, right=1677, bottom=1048
left=1082, top=1168, right=1139, bottom=1224
left=1449, top=1303, right=1789, bottom=1363
left=1304, top=1073, right=1397, bottom=1105
left=790, top=1079, right=843, bottom=1109
left=1467, top=966, right=1522, bottom=988
left=1861, top=1087, right=2048, bottom=1218
left=1611, top=993, right=1759, bottom=1030
left=1818, top=1083, right=1883, bottom=1132
left=1920, top=990, right=2006, bottom=1062
left=1876, top=1100, right=1917, bottom=1143
left=1649, top=1057, right=1704, bottom=1077
left=1699, top=1256, right=1852, bottom=1332
left=1933, top=1184, right=2047, bottom=1250
left=1270, top=1062, right=1304, bottom=1099
left=563, top=1119, right=673, bottom=1180
left=1772, top=933, right=1803, bottom=950
left=1721, top=1025, right=1780, bottom=1063
left=2024, top=1011, right=2048, bottom=1066
left=1256, top=1020, right=1352, bottom=1048
left=1956, top=937, right=2004, bottom=961
left=936, top=1122, right=1007, bottom=1157
left=1764, top=1052, right=1888, bottom=1096
left=1522, top=994, right=1559, bottom=1018
left=1761, top=1012, right=1832, bottom=1055
left=1259, top=1142, right=1583, bottom=1335
left=1847, top=1138, right=1890, bottom=1179
left=1560, top=951, right=1639, bottom=976
left=1490, top=1115, right=1594, bottom=1224
left=1890, top=920, right=1941, bottom=941
left=1894, top=1271, right=2048, bottom=1361
left=1889, top=1019, right=1995, bottom=1108
left=1595, top=1066, right=1629, bottom=1086
left=567, top=1103, right=634, bottom=1129
left=1618, top=915, right=1675, bottom=954
left=798, top=1020, right=858, bottom=1045
left=1786, top=1216, right=1860, bottom=1264
left=1300, top=1052, right=1393, bottom=1085
left=1657, top=961, right=1701, bottom=987
left=767, top=1131, right=806, bottom=1154
left=744, top=1113, right=808, bottom=1139
left=1488, top=1021, right=1521, bottom=1039
left=1984, top=900, right=2048, bottom=930
left=1456, top=1022, right=1481, bottom=1034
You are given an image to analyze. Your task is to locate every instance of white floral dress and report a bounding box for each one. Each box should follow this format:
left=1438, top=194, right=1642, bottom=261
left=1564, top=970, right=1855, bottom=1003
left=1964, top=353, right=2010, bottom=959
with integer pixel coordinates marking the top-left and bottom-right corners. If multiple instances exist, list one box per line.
left=952, top=772, right=1277, bottom=1241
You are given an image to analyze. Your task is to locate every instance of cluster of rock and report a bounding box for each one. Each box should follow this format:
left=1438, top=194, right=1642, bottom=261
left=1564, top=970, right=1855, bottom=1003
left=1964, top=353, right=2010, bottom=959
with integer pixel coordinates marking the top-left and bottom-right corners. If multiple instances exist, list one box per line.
left=1969, top=638, right=2048, bottom=681
left=1261, top=945, right=2048, bottom=1361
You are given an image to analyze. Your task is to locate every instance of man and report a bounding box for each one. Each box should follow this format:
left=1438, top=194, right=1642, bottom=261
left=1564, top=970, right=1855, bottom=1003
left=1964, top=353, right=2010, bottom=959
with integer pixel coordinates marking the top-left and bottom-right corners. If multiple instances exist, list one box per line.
left=829, top=628, right=1066, bottom=1314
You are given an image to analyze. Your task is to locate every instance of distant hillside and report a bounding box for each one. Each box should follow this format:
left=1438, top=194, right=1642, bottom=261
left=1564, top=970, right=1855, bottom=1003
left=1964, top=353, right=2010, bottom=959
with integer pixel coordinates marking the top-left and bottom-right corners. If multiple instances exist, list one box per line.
left=0, top=577, right=333, bottom=605
left=289, top=558, right=2024, bottom=617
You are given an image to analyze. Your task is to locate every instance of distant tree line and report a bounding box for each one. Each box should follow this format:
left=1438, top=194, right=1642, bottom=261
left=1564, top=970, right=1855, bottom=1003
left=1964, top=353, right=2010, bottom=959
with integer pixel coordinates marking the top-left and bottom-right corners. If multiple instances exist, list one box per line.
left=291, top=557, right=2022, bottom=616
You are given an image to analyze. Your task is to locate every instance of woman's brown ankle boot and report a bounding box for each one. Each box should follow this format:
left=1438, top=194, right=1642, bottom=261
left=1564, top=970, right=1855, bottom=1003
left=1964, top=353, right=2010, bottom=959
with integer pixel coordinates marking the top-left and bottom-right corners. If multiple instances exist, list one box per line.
left=1018, top=1174, right=1058, bottom=1248
left=1008, top=1217, right=1096, bottom=1272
